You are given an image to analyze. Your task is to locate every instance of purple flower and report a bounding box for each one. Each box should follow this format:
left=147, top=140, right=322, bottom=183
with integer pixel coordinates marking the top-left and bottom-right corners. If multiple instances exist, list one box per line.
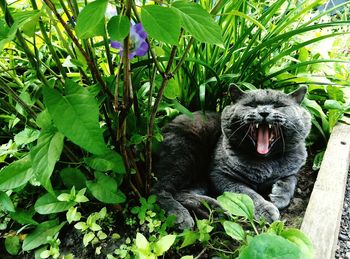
left=111, top=23, right=149, bottom=59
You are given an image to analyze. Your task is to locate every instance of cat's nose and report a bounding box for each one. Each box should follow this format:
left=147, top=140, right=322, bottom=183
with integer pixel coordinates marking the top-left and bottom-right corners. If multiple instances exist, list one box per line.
left=259, top=111, right=269, bottom=118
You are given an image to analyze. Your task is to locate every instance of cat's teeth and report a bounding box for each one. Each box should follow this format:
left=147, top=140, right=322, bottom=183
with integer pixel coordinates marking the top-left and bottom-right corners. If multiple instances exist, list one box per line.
left=269, top=124, right=272, bottom=129
left=256, top=123, right=259, bottom=129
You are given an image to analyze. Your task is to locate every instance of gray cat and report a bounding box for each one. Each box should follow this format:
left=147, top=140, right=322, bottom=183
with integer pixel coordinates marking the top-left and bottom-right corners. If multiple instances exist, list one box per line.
left=152, top=84, right=311, bottom=229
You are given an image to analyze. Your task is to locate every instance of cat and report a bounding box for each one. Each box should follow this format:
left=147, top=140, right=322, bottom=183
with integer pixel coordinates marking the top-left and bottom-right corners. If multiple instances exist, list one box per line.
left=151, top=84, right=311, bottom=229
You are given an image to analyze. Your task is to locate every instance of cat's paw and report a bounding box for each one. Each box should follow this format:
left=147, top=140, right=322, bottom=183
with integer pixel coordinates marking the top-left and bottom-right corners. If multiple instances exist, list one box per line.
left=169, top=208, right=195, bottom=230
left=255, top=201, right=280, bottom=223
left=269, top=180, right=292, bottom=209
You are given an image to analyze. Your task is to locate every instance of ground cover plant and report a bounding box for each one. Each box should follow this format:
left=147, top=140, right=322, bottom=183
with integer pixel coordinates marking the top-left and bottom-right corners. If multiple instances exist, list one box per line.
left=0, top=0, right=349, bottom=257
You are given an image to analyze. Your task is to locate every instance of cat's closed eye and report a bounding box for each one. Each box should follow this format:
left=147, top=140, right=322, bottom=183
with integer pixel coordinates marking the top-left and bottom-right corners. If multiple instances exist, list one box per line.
left=273, top=103, right=286, bottom=108
left=245, top=103, right=257, bottom=108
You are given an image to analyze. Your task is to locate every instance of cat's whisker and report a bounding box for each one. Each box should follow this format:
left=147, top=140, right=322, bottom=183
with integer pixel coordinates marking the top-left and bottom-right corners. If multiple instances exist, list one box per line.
left=284, top=121, right=305, bottom=139
left=278, top=125, right=286, bottom=155
left=227, top=121, right=247, bottom=140
left=238, top=126, right=251, bottom=147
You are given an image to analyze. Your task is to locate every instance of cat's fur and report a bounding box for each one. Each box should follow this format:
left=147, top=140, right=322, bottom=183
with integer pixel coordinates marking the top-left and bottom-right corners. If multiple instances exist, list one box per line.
left=151, top=85, right=311, bottom=229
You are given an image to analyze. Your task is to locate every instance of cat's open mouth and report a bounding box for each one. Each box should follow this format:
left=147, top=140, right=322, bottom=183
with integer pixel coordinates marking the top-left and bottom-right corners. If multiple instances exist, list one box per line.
left=248, top=124, right=280, bottom=155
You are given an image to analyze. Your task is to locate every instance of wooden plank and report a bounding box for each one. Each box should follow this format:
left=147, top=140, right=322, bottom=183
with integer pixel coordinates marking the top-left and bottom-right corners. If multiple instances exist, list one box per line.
left=301, top=124, right=350, bottom=259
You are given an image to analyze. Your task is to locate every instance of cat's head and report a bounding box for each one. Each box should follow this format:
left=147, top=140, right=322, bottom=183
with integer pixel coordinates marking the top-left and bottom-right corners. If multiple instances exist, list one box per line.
left=221, top=84, right=311, bottom=157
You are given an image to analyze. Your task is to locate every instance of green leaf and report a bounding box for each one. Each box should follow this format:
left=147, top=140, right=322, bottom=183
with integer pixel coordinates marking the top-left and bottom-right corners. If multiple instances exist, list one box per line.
left=22, top=219, right=65, bottom=251
left=12, top=10, right=41, bottom=37
left=9, top=209, right=38, bottom=225
left=31, top=130, right=64, bottom=193
left=107, top=15, right=130, bottom=41
left=0, top=191, right=15, bottom=212
left=223, top=221, right=245, bottom=241
left=75, top=0, right=108, bottom=39
left=66, top=207, right=82, bottom=224
left=5, top=236, right=20, bottom=255
left=170, top=99, right=193, bottom=118
left=59, top=168, right=87, bottom=190
left=83, top=232, right=95, bottom=247
left=280, top=229, right=314, bottom=258
left=34, top=192, right=76, bottom=214
left=135, top=233, right=149, bottom=251
left=171, top=1, right=223, bottom=46
left=324, top=100, right=343, bottom=110
left=43, top=80, right=107, bottom=155
left=86, top=172, right=126, bottom=204
left=180, top=229, right=198, bottom=248
left=141, top=5, right=181, bottom=45
left=164, top=78, right=181, bottom=99
left=217, top=192, right=254, bottom=220
left=84, top=150, right=125, bottom=174
left=154, top=235, right=176, bottom=256
left=238, top=233, right=302, bottom=259
left=14, top=128, right=40, bottom=146
left=0, top=156, right=33, bottom=191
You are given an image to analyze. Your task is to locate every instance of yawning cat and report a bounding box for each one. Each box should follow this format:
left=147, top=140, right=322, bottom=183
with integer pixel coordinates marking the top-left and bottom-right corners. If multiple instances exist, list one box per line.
left=152, top=84, right=311, bottom=229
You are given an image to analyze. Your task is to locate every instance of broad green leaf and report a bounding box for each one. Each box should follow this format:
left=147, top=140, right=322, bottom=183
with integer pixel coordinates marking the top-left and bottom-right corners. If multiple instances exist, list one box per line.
left=14, top=128, right=40, bottom=146
left=5, top=236, right=20, bottom=255
left=84, top=150, right=125, bottom=174
left=324, top=99, right=343, bottom=110
left=135, top=233, right=149, bottom=251
left=0, top=191, right=15, bottom=212
left=86, top=172, right=126, bottom=204
left=22, top=219, right=65, bottom=251
left=0, top=156, right=33, bottom=191
left=83, top=232, right=95, bottom=247
left=30, top=130, right=64, bottom=193
left=280, top=229, right=314, bottom=258
left=217, top=192, right=254, bottom=220
left=43, top=80, right=107, bottom=155
left=75, top=0, right=108, bottom=39
left=164, top=78, right=181, bottom=99
left=66, top=207, right=82, bottom=224
left=238, top=233, right=302, bottom=259
left=107, top=15, right=130, bottom=41
left=34, top=192, right=76, bottom=214
left=9, top=209, right=38, bottom=225
left=223, top=221, right=245, bottom=241
left=180, top=229, right=198, bottom=248
left=36, top=109, right=52, bottom=129
left=303, top=98, right=329, bottom=134
left=12, top=10, right=40, bottom=37
left=154, top=235, right=176, bottom=256
left=59, top=168, right=87, bottom=190
left=171, top=1, right=223, bottom=46
left=141, top=5, right=181, bottom=45
left=0, top=11, right=40, bottom=51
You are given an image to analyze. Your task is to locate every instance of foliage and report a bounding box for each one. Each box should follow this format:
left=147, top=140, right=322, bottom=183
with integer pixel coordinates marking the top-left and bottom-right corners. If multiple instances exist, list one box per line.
left=0, top=0, right=349, bottom=257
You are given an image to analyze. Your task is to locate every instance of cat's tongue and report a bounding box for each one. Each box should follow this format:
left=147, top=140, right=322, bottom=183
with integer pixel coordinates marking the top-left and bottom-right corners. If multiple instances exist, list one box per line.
left=257, top=125, right=270, bottom=155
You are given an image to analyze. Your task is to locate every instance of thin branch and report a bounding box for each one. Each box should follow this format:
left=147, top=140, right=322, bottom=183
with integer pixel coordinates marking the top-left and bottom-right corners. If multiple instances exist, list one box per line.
left=42, top=0, right=114, bottom=100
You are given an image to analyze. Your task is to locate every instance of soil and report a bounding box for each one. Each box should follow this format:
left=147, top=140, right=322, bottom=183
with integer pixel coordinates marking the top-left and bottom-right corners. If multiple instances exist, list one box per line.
left=280, top=156, right=317, bottom=228
left=335, top=170, right=350, bottom=259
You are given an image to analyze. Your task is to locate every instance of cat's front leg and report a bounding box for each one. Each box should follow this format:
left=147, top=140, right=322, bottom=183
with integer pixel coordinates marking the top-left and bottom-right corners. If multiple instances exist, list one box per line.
left=211, top=174, right=280, bottom=222
left=269, top=175, right=297, bottom=209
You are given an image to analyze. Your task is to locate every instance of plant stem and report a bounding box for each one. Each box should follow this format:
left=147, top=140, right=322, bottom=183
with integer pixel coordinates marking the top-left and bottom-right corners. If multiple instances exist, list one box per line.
left=0, top=78, right=37, bottom=119
left=145, top=31, right=197, bottom=193
left=42, top=0, right=114, bottom=100
left=0, top=1, right=51, bottom=88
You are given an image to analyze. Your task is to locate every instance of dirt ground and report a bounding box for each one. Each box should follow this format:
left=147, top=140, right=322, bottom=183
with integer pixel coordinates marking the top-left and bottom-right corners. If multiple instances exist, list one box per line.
left=280, top=156, right=317, bottom=228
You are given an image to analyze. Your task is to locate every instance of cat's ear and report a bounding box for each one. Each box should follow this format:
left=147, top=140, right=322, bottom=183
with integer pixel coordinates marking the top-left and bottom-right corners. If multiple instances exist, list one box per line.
left=289, top=85, right=307, bottom=104
left=229, top=83, right=244, bottom=102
